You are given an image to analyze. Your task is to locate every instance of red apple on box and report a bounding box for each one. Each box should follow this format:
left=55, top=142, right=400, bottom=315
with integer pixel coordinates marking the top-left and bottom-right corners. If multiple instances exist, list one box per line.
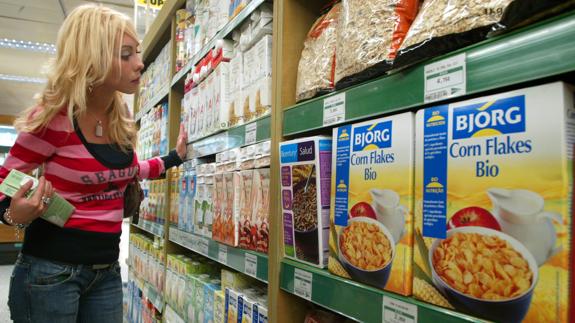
left=349, top=202, right=377, bottom=219
left=448, top=206, right=501, bottom=231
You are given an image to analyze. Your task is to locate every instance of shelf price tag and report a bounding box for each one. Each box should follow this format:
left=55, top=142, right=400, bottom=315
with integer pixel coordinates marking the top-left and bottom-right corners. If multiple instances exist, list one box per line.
left=424, top=53, right=466, bottom=103
left=323, top=93, right=346, bottom=126
left=293, top=269, right=313, bottom=301
left=199, top=237, right=209, bottom=255
left=245, top=122, right=257, bottom=145
left=244, top=253, right=258, bottom=277
left=218, top=245, right=228, bottom=265
left=189, top=235, right=199, bottom=252
left=383, top=296, right=418, bottom=323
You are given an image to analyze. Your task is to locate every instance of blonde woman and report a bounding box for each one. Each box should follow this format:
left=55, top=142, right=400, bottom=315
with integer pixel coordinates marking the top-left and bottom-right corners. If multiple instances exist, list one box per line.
left=0, top=5, right=186, bottom=322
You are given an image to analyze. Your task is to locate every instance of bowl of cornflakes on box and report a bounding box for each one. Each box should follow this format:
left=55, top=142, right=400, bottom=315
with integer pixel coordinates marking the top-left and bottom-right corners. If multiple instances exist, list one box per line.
left=429, top=226, right=538, bottom=322
left=338, top=217, right=395, bottom=288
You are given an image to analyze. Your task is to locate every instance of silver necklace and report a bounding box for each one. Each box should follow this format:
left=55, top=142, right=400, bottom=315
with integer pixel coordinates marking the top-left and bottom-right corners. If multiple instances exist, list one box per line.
left=86, top=111, right=104, bottom=137
left=95, top=120, right=103, bottom=137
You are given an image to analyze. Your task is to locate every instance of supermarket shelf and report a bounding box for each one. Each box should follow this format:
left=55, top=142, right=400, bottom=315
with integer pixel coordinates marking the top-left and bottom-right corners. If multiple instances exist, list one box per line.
left=129, top=269, right=165, bottom=313
left=171, top=0, right=267, bottom=87
left=190, top=115, right=271, bottom=158
left=132, top=219, right=165, bottom=238
left=142, top=0, right=184, bottom=62
left=135, top=83, right=170, bottom=122
left=280, top=259, right=482, bottom=323
left=169, top=227, right=268, bottom=283
left=164, top=304, right=186, bottom=323
left=283, top=12, right=575, bottom=136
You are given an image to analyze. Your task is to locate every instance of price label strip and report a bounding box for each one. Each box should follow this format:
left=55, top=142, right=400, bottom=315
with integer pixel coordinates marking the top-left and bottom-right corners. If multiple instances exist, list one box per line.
left=293, top=269, right=313, bottom=301
left=218, top=245, right=228, bottom=265
left=199, top=237, right=210, bottom=255
left=245, top=122, right=257, bottom=145
left=244, top=253, right=258, bottom=277
left=424, top=53, right=466, bottom=103
left=323, top=93, right=346, bottom=126
left=383, top=296, right=418, bottom=323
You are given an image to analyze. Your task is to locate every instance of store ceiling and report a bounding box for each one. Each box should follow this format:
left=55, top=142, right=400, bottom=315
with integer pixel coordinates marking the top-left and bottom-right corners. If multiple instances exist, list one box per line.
left=0, top=0, right=134, bottom=118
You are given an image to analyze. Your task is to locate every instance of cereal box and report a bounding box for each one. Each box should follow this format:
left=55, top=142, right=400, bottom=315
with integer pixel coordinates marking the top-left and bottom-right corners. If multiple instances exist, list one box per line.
left=214, top=290, right=226, bottom=323
left=223, top=172, right=241, bottom=246
left=204, top=280, right=221, bottom=323
left=254, top=303, right=267, bottom=323
left=239, top=170, right=255, bottom=250
left=329, top=112, right=414, bottom=295
left=212, top=173, right=225, bottom=242
left=226, top=289, right=242, bottom=323
left=280, top=136, right=332, bottom=268
left=253, top=168, right=270, bottom=253
left=414, top=82, right=574, bottom=322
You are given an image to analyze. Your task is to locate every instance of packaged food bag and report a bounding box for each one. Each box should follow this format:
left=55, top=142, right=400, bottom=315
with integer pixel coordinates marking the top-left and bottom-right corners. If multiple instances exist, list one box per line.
left=335, top=0, right=419, bottom=89
left=395, top=0, right=514, bottom=68
left=295, top=3, right=341, bottom=102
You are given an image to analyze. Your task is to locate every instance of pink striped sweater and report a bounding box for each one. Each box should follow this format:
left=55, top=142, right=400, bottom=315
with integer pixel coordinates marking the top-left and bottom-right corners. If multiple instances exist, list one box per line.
left=0, top=108, right=177, bottom=264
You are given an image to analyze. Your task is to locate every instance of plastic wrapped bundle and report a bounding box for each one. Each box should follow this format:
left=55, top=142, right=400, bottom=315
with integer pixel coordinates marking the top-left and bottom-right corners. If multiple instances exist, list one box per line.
left=395, top=0, right=515, bottom=68
left=497, top=0, right=575, bottom=32
left=334, top=0, right=419, bottom=90
left=295, top=3, right=341, bottom=102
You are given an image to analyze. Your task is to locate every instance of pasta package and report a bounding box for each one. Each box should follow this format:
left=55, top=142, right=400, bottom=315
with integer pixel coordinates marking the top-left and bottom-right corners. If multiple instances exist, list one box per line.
left=334, top=0, right=419, bottom=90
left=395, top=0, right=514, bottom=68
left=295, top=3, right=341, bottom=102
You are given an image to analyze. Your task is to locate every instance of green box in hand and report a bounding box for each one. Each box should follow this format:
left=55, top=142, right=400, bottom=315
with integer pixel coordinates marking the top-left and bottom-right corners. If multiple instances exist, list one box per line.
left=0, top=169, right=75, bottom=227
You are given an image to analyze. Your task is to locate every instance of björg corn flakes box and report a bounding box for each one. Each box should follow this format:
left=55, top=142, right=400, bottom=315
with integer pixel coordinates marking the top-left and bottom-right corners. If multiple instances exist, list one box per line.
left=414, top=82, right=574, bottom=322
left=329, top=112, right=414, bottom=295
left=281, top=136, right=332, bottom=268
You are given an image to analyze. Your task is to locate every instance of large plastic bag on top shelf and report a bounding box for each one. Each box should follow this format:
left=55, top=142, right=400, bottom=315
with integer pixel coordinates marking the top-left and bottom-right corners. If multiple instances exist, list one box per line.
left=295, top=3, right=341, bottom=103
left=334, top=0, right=420, bottom=90
left=495, top=0, right=575, bottom=33
left=394, top=0, right=515, bottom=68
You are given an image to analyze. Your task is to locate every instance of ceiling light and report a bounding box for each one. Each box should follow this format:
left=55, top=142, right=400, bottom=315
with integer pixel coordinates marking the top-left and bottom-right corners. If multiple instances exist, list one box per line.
left=0, top=74, right=47, bottom=84
left=0, top=38, right=56, bottom=54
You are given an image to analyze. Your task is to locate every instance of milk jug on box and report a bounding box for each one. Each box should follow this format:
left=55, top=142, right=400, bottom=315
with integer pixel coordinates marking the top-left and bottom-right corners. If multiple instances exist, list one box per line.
left=329, top=112, right=414, bottom=295
left=414, top=82, right=574, bottom=323
left=280, top=136, right=332, bottom=268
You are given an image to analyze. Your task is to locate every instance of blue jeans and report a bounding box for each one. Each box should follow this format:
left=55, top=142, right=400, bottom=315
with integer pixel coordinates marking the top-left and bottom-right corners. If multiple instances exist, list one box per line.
left=8, top=254, right=123, bottom=323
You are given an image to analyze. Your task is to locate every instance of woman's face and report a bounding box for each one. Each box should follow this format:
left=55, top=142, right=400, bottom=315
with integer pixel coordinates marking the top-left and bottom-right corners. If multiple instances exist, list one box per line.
left=104, top=33, right=144, bottom=94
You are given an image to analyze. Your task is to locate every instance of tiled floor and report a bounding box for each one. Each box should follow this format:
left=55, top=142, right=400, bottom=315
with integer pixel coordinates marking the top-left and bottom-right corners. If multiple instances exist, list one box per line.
left=0, top=265, right=12, bottom=322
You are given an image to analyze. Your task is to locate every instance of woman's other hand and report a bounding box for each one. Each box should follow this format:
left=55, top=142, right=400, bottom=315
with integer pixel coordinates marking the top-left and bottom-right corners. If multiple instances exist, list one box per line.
left=176, top=123, right=188, bottom=160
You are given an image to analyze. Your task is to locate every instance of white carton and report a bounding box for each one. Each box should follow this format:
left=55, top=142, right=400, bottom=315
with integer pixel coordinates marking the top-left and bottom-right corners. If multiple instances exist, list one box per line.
left=214, top=62, right=230, bottom=131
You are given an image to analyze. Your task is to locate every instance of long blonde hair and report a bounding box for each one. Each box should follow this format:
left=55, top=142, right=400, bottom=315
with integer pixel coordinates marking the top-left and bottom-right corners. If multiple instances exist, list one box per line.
left=14, top=4, right=138, bottom=150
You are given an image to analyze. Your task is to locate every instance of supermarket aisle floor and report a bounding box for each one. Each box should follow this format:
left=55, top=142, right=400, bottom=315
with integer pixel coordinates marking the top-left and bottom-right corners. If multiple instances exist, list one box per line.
left=0, top=222, right=130, bottom=323
left=0, top=264, right=12, bottom=322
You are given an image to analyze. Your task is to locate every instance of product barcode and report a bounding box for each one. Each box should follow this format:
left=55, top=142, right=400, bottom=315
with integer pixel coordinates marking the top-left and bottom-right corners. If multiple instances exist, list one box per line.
left=325, top=116, right=343, bottom=125
left=425, top=90, right=449, bottom=102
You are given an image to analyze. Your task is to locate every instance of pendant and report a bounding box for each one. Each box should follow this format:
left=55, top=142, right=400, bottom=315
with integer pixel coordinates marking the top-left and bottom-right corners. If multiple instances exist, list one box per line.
left=95, top=120, right=103, bottom=137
